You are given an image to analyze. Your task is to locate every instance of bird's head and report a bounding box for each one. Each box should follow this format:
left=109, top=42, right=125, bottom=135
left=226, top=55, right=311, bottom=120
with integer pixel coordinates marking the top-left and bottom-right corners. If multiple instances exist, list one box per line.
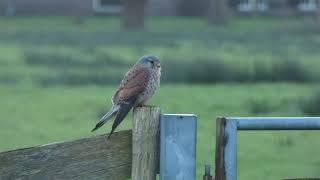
left=137, top=55, right=161, bottom=70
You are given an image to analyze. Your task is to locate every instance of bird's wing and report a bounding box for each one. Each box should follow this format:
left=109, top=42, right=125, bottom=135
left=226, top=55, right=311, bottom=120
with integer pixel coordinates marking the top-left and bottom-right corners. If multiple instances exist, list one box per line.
left=112, top=65, right=150, bottom=103
left=106, top=65, right=150, bottom=138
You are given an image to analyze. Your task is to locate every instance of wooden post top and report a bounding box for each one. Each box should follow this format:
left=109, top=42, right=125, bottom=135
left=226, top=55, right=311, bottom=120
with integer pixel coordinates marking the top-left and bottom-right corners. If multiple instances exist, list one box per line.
left=131, top=106, right=161, bottom=180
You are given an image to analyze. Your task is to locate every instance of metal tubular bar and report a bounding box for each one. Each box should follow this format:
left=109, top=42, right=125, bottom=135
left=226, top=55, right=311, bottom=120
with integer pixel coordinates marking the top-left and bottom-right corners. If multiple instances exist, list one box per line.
left=224, top=119, right=238, bottom=180
left=220, top=117, right=320, bottom=180
left=227, top=117, right=320, bottom=130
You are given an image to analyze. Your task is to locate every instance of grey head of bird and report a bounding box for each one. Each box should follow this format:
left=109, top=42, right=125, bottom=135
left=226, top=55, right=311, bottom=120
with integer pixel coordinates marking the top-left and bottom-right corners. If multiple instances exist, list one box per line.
left=136, top=55, right=161, bottom=70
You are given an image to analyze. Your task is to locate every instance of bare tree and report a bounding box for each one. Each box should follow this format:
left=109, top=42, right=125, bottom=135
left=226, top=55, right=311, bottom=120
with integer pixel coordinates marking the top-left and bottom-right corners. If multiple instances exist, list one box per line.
left=5, top=0, right=16, bottom=16
left=122, top=0, right=147, bottom=29
left=317, top=4, right=320, bottom=25
left=207, top=0, right=229, bottom=24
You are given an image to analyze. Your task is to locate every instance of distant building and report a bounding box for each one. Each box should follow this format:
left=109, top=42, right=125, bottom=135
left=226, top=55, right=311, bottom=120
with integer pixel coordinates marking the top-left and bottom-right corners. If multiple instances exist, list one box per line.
left=0, top=0, right=319, bottom=16
left=237, top=0, right=319, bottom=13
left=0, top=0, right=181, bottom=16
left=0, top=0, right=92, bottom=16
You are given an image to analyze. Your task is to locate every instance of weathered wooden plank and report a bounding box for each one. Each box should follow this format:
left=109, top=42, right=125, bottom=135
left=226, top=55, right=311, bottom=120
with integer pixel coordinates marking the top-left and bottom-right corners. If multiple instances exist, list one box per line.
left=0, top=130, right=132, bottom=180
left=160, top=114, right=197, bottom=180
left=131, top=106, right=161, bottom=180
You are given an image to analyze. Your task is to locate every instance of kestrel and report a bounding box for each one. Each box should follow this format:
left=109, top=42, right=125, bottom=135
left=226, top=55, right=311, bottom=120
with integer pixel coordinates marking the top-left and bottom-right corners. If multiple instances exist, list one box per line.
left=91, top=55, right=161, bottom=138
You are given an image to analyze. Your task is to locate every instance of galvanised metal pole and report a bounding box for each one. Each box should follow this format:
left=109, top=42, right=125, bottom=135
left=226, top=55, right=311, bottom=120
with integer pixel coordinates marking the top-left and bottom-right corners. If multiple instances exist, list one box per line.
left=231, top=117, right=320, bottom=130
left=217, top=117, right=320, bottom=180
left=224, top=119, right=237, bottom=180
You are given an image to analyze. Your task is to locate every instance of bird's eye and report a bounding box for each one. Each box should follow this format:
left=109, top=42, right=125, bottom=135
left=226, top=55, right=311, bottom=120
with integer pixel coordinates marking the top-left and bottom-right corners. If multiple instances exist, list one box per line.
left=150, top=61, right=154, bottom=64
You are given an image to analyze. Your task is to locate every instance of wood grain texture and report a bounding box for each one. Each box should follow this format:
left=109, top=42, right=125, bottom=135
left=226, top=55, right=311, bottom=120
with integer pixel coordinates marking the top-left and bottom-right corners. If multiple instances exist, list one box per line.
left=215, top=117, right=227, bottom=180
left=131, top=106, right=161, bottom=180
left=0, top=130, right=132, bottom=180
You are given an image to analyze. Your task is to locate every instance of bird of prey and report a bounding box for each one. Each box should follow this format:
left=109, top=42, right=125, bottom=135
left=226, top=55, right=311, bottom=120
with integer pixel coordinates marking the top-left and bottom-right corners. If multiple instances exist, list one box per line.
left=91, top=55, right=161, bottom=138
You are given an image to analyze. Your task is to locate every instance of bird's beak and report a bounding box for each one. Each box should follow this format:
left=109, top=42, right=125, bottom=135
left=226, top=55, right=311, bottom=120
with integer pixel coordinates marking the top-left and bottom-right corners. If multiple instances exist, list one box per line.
left=156, top=62, right=161, bottom=68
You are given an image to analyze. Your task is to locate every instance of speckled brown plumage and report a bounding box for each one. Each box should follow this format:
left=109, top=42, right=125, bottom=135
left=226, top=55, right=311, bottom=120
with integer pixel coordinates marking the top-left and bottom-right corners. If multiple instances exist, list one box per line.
left=91, top=55, right=161, bottom=138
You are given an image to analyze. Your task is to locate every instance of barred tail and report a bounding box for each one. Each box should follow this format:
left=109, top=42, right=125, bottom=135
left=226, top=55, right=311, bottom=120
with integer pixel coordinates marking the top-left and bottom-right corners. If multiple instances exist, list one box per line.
left=91, top=105, right=120, bottom=132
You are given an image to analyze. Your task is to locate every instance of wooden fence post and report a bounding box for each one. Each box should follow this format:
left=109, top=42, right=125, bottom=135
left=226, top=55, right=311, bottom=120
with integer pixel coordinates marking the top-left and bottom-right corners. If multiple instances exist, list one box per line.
left=215, top=117, right=227, bottom=180
left=131, top=106, right=161, bottom=180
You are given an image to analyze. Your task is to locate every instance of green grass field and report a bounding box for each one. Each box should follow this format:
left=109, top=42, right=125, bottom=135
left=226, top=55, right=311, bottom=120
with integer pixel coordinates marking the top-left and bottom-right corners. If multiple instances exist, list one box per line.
left=1, top=83, right=320, bottom=179
left=0, top=16, right=320, bottom=179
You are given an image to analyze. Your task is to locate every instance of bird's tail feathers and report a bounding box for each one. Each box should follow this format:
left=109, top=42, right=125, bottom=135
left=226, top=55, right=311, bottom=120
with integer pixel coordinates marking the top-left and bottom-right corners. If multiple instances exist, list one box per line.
left=91, top=105, right=120, bottom=132
left=107, top=102, right=135, bottom=139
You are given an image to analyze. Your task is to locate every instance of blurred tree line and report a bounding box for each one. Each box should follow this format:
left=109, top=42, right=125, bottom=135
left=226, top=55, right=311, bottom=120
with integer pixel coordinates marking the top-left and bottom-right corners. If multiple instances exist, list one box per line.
left=123, top=0, right=229, bottom=28
left=123, top=0, right=320, bottom=28
left=4, top=0, right=320, bottom=28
